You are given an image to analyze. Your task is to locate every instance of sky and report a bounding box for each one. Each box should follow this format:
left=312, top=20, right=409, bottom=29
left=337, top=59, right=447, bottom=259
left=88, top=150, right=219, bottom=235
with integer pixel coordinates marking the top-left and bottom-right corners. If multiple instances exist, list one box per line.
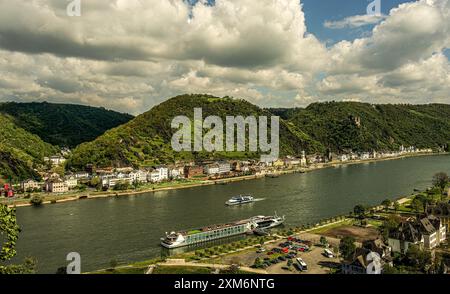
left=0, top=0, right=449, bottom=114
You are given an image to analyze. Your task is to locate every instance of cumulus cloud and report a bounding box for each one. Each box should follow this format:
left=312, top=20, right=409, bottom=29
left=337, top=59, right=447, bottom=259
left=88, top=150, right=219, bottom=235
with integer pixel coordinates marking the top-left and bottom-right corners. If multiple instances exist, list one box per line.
left=324, top=14, right=387, bottom=29
left=0, top=0, right=448, bottom=114
left=330, top=0, right=450, bottom=74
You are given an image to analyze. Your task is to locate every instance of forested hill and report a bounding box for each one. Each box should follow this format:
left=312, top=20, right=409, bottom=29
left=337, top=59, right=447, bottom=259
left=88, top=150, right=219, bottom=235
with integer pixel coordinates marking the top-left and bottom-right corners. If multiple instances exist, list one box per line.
left=275, top=102, right=450, bottom=152
left=0, top=114, right=58, bottom=181
left=67, top=94, right=324, bottom=170
left=0, top=102, right=133, bottom=148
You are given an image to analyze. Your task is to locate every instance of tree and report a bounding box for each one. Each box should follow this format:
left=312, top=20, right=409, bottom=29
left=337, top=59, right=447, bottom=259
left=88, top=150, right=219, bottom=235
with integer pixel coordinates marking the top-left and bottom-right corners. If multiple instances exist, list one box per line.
left=0, top=204, right=36, bottom=274
left=339, top=236, right=356, bottom=260
left=253, top=257, right=262, bottom=268
left=0, top=205, right=20, bottom=261
left=406, top=245, right=432, bottom=273
left=0, top=257, right=36, bottom=274
left=432, top=172, right=449, bottom=199
left=414, top=194, right=433, bottom=211
left=393, top=201, right=400, bottom=212
left=50, top=165, right=65, bottom=177
left=430, top=253, right=447, bottom=274
left=89, top=177, right=102, bottom=191
left=411, top=197, right=424, bottom=213
left=353, top=204, right=366, bottom=219
left=114, top=180, right=130, bottom=191
left=30, top=195, right=43, bottom=207
left=381, top=214, right=401, bottom=241
left=320, top=236, right=328, bottom=247
left=259, top=238, right=265, bottom=247
left=381, top=199, right=392, bottom=211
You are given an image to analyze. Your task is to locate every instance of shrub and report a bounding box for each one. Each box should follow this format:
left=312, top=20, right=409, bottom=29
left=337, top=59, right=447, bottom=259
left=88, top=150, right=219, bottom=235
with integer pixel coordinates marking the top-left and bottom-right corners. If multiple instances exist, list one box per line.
left=30, top=196, right=43, bottom=206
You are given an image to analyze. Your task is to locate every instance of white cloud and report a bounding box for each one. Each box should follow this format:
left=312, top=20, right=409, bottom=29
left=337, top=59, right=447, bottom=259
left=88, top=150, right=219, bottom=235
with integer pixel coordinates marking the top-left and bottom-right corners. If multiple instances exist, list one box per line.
left=324, top=14, right=387, bottom=29
left=0, top=0, right=449, bottom=114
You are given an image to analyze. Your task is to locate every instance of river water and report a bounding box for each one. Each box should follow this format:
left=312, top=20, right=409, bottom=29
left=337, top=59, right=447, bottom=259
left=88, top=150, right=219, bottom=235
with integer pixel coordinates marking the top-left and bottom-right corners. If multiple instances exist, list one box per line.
left=11, top=155, right=450, bottom=273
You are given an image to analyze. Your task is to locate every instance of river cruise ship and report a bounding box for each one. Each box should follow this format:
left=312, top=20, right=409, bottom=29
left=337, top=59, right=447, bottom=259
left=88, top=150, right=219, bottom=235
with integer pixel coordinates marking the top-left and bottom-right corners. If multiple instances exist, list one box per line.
left=161, top=215, right=284, bottom=249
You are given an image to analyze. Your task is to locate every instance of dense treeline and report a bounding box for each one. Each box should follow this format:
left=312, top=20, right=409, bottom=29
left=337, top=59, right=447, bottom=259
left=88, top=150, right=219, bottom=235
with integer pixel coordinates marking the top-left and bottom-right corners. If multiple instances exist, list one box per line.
left=0, top=114, right=58, bottom=181
left=281, top=102, right=450, bottom=152
left=0, top=102, right=133, bottom=148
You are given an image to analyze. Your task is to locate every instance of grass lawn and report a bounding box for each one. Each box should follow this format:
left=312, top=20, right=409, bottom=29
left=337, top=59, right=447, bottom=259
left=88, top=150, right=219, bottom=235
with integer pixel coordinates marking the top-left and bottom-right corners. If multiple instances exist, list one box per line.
left=365, top=218, right=385, bottom=228
left=308, top=219, right=353, bottom=234
left=204, top=247, right=258, bottom=264
left=152, top=266, right=213, bottom=274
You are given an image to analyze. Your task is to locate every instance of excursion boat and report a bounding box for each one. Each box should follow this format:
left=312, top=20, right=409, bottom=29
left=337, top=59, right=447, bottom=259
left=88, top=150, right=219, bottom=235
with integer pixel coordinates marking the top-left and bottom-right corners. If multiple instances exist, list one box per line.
left=160, top=214, right=285, bottom=249
left=251, top=214, right=285, bottom=229
left=225, top=195, right=255, bottom=206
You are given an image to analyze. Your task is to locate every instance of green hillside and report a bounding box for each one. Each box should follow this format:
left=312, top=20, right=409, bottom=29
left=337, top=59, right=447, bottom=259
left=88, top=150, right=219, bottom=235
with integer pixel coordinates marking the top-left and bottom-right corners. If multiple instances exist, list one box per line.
left=0, top=102, right=133, bottom=148
left=283, top=102, right=450, bottom=152
left=0, top=114, right=58, bottom=181
left=67, top=94, right=323, bottom=169
left=3, top=97, right=448, bottom=178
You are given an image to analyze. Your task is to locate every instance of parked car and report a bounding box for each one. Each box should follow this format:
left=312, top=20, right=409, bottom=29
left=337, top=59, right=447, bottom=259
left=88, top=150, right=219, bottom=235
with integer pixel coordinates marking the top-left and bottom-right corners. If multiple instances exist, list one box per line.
left=279, top=241, right=292, bottom=247
left=323, top=249, right=335, bottom=258
left=298, top=245, right=309, bottom=251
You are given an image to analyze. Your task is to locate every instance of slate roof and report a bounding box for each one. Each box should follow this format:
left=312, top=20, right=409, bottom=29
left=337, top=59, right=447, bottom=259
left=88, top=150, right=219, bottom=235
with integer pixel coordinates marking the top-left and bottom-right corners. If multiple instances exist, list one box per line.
left=389, top=221, right=422, bottom=243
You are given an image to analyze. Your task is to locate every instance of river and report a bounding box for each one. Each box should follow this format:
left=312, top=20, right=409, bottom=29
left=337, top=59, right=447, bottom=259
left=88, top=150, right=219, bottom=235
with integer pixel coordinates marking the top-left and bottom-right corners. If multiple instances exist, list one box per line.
left=11, top=154, right=450, bottom=273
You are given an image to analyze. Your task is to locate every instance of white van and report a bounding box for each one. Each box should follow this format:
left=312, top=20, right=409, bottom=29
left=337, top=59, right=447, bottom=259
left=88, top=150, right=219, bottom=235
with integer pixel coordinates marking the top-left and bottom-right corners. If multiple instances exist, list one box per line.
left=296, top=257, right=308, bottom=271
left=324, top=249, right=334, bottom=258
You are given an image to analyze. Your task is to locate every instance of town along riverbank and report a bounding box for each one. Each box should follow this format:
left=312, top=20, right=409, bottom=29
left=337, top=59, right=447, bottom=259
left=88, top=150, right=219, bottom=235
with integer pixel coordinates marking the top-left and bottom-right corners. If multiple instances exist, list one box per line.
left=2, top=152, right=445, bottom=208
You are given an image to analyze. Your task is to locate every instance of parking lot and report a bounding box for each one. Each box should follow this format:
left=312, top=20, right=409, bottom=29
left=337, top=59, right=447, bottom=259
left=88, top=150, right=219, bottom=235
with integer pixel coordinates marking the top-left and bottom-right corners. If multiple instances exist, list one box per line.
left=209, top=233, right=341, bottom=274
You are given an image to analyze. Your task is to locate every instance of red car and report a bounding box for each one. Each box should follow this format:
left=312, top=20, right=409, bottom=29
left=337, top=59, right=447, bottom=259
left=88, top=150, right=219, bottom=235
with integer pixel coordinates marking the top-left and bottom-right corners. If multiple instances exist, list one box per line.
left=282, top=248, right=289, bottom=254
